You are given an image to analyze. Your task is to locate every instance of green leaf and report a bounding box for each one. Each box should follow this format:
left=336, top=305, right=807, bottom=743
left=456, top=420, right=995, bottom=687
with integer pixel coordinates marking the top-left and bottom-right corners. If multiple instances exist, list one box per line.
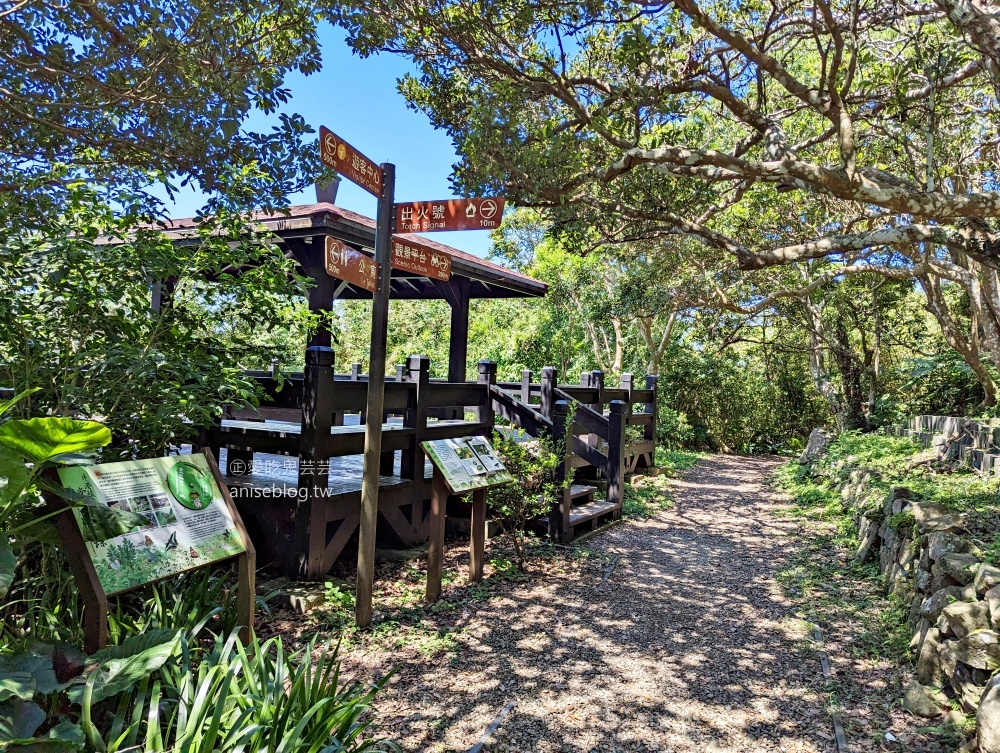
left=6, top=733, right=85, bottom=753
left=0, top=419, right=111, bottom=464
left=2, top=717, right=84, bottom=752
left=0, top=643, right=84, bottom=696
left=0, top=538, right=14, bottom=600
left=68, top=629, right=181, bottom=704
left=0, top=699, right=46, bottom=742
left=0, top=389, right=39, bottom=420
left=0, top=451, right=31, bottom=507
left=0, top=671, right=35, bottom=702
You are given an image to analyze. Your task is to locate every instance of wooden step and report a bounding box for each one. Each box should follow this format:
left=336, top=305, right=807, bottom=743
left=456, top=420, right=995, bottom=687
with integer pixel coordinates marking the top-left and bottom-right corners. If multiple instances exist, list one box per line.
left=568, top=500, right=618, bottom=526
left=569, top=484, right=597, bottom=501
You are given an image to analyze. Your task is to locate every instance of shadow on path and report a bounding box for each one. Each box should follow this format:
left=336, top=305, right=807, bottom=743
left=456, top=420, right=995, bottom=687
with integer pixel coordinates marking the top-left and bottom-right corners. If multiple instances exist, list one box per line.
left=345, top=455, right=834, bottom=753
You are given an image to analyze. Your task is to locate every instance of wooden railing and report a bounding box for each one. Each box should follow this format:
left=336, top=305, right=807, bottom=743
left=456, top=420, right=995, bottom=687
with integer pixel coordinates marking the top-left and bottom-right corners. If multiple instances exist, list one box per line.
left=212, top=353, right=495, bottom=484
left=489, top=366, right=659, bottom=541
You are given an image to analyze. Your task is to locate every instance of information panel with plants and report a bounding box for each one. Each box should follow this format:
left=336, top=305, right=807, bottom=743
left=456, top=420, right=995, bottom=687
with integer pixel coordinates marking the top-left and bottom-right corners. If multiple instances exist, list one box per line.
left=421, top=437, right=513, bottom=493
left=57, top=454, right=246, bottom=594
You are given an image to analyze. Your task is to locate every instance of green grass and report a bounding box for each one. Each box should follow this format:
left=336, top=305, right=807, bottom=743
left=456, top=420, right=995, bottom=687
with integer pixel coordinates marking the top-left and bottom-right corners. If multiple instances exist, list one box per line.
left=655, top=447, right=702, bottom=475
left=772, top=439, right=915, bottom=662
left=619, top=448, right=702, bottom=518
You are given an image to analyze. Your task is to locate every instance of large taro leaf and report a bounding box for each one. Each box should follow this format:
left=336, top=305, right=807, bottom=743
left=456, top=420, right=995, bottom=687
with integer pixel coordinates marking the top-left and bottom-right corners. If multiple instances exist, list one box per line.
left=0, top=451, right=30, bottom=507
left=0, top=671, right=34, bottom=702
left=68, top=629, right=181, bottom=704
left=0, top=419, right=111, bottom=464
left=0, top=538, right=14, bottom=600
left=0, top=643, right=86, bottom=699
left=0, top=699, right=46, bottom=742
left=4, top=720, right=86, bottom=752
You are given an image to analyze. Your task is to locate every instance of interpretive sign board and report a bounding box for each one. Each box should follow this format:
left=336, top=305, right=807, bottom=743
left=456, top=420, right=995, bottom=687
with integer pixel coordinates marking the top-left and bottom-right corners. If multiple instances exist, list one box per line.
left=394, top=198, right=505, bottom=233
left=420, top=437, right=513, bottom=493
left=391, top=236, right=451, bottom=281
left=326, top=237, right=378, bottom=292
left=49, top=450, right=255, bottom=652
left=319, top=126, right=383, bottom=197
left=58, top=453, right=246, bottom=595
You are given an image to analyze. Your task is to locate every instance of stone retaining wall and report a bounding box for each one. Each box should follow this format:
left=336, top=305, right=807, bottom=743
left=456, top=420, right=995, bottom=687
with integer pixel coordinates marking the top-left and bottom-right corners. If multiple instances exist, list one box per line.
left=893, top=415, right=1000, bottom=475
left=817, top=444, right=1000, bottom=751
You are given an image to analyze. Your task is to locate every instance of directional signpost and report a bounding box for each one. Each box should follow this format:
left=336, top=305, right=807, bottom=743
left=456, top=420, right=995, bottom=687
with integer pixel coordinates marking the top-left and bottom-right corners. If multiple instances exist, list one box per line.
left=319, top=124, right=506, bottom=627
left=319, top=126, right=383, bottom=197
left=325, top=237, right=378, bottom=293
left=320, top=125, right=393, bottom=628
left=391, top=236, right=452, bottom=281
left=394, top=197, right=505, bottom=233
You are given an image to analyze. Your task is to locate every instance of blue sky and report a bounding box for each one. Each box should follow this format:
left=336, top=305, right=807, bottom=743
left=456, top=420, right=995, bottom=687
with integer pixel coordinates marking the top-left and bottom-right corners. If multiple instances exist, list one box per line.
left=159, top=24, right=495, bottom=257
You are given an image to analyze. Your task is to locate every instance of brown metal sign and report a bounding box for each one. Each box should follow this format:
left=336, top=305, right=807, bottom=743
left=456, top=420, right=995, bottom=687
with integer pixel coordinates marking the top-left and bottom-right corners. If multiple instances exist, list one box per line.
left=391, top=236, right=452, bottom=281
left=319, top=126, right=383, bottom=198
left=325, top=237, right=378, bottom=292
left=394, top=197, right=505, bottom=233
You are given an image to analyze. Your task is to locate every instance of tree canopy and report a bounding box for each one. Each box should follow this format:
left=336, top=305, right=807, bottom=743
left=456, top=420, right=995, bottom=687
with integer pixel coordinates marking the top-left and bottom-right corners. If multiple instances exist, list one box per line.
left=333, top=0, right=1000, bottom=268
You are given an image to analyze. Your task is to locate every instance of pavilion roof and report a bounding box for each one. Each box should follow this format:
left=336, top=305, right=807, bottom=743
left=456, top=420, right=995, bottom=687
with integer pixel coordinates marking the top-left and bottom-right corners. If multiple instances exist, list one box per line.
left=159, top=202, right=547, bottom=300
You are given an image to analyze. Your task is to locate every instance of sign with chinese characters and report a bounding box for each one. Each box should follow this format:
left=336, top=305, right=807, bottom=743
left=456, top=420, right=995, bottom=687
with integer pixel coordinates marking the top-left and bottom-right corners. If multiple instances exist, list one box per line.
left=325, top=237, right=378, bottom=293
left=319, top=126, right=383, bottom=197
left=421, top=437, right=513, bottom=493
left=391, top=236, right=452, bottom=281
left=394, top=197, right=505, bottom=233
left=57, top=454, right=247, bottom=595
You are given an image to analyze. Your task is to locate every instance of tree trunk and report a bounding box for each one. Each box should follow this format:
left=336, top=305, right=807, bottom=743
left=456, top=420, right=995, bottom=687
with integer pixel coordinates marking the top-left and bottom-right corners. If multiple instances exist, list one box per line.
left=832, top=316, right=869, bottom=431
left=918, top=274, right=998, bottom=408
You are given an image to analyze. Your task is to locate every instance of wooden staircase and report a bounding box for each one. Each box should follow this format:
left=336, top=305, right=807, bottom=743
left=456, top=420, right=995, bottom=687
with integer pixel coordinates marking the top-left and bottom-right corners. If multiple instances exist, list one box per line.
left=487, top=367, right=645, bottom=542
left=567, top=484, right=617, bottom=530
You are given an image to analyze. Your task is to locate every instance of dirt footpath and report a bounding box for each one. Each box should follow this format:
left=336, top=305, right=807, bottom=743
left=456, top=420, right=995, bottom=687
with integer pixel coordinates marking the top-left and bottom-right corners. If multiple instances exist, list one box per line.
left=342, top=455, right=838, bottom=752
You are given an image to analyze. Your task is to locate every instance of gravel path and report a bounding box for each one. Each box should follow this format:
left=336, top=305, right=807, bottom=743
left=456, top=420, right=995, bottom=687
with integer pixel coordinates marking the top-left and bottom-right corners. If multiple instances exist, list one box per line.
left=345, top=455, right=836, bottom=752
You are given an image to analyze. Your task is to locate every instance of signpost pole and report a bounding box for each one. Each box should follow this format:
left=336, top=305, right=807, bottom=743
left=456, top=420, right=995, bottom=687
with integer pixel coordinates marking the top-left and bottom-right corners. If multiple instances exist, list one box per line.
left=355, top=162, right=395, bottom=628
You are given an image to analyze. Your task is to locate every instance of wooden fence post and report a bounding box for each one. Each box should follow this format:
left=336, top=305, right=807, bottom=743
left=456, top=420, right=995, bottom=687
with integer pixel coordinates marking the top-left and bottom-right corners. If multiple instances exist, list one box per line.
left=469, top=487, right=487, bottom=583
left=607, top=400, right=627, bottom=513
left=521, top=369, right=533, bottom=404
left=551, top=399, right=572, bottom=542
left=591, top=370, right=604, bottom=413
left=621, top=373, right=634, bottom=403
left=540, top=366, right=556, bottom=422
left=296, top=345, right=335, bottom=579
left=645, top=374, right=659, bottom=467
left=402, top=355, right=430, bottom=480
left=478, top=361, right=497, bottom=430
left=620, top=373, right=634, bottom=465
left=351, top=363, right=365, bottom=422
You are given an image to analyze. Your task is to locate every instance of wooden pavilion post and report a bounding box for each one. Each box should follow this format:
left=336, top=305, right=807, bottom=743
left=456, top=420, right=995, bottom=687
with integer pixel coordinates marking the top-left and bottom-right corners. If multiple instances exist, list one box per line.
left=539, top=366, right=556, bottom=422
left=401, top=355, right=430, bottom=480
left=356, top=162, right=396, bottom=628
left=287, top=239, right=338, bottom=579
left=446, top=277, right=471, bottom=384
left=643, top=374, right=659, bottom=469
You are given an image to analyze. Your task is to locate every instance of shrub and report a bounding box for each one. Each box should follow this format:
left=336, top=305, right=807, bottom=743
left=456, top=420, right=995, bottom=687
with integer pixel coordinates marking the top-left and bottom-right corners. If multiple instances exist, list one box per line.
left=487, top=429, right=566, bottom=570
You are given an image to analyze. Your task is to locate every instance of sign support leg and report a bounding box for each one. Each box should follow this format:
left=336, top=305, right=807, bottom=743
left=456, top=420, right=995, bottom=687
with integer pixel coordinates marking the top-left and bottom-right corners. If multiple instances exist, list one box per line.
left=470, top=487, right=486, bottom=582
left=426, top=469, right=448, bottom=603
left=236, top=550, right=256, bottom=646
left=355, top=162, right=396, bottom=628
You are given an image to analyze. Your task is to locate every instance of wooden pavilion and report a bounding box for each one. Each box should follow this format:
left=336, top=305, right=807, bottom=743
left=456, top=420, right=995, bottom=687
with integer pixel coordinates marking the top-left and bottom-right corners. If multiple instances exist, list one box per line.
left=156, top=202, right=657, bottom=580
